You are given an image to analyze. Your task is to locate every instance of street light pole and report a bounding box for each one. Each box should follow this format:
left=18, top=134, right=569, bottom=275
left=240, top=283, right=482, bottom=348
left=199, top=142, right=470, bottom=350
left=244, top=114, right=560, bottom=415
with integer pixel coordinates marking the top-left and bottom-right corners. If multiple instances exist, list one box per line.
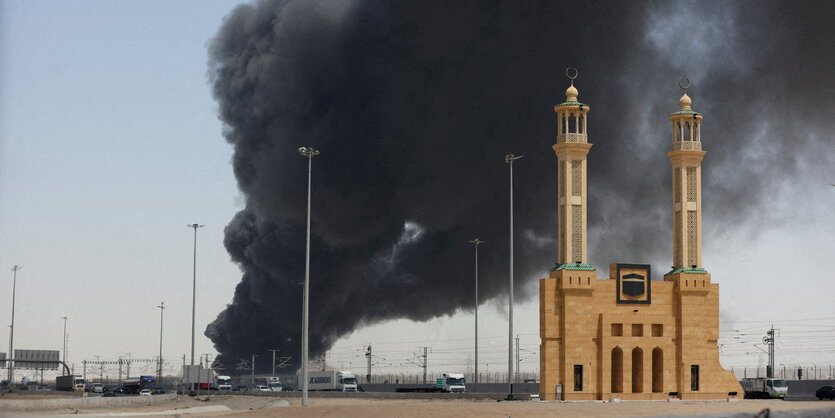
left=61, top=316, right=68, bottom=372
left=505, top=153, right=523, bottom=393
left=298, top=146, right=320, bottom=407
left=8, top=265, right=21, bottom=385
left=467, top=238, right=485, bottom=391
left=157, top=302, right=165, bottom=382
left=187, top=223, right=204, bottom=368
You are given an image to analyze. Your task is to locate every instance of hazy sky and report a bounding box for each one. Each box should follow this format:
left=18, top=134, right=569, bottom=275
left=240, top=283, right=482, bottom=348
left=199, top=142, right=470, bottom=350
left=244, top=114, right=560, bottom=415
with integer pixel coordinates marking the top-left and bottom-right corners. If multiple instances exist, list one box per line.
left=1, top=0, right=833, bottom=382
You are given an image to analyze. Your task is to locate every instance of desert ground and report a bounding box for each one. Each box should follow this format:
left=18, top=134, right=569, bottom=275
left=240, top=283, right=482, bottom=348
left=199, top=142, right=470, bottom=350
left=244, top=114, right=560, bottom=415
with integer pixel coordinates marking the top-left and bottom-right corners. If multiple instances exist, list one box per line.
left=2, top=393, right=835, bottom=418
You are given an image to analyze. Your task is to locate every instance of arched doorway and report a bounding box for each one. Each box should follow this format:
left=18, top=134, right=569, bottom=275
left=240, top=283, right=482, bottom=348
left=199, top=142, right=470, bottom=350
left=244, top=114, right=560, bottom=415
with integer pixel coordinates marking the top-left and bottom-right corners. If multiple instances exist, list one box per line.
left=611, top=347, right=623, bottom=393
left=652, top=347, right=663, bottom=393
left=632, top=347, right=643, bottom=393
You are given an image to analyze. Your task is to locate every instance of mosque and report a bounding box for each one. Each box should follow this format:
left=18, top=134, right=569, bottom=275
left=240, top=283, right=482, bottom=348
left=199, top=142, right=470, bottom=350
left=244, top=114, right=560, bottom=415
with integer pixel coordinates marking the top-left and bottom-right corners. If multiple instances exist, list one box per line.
left=538, top=75, right=743, bottom=400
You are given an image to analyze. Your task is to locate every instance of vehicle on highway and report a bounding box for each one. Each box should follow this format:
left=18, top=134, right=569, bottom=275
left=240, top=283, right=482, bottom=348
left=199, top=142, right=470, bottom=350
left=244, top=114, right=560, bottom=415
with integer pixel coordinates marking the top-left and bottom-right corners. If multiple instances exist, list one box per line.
left=740, top=377, right=788, bottom=399
left=216, top=375, right=232, bottom=392
left=139, top=389, right=152, bottom=396
left=93, top=383, right=104, bottom=393
left=816, top=385, right=835, bottom=400
left=255, top=385, right=271, bottom=392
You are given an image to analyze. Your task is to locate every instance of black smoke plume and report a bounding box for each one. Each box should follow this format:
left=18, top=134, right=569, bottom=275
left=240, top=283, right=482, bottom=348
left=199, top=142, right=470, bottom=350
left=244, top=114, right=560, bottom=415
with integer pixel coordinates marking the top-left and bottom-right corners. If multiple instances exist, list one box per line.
left=205, top=0, right=835, bottom=372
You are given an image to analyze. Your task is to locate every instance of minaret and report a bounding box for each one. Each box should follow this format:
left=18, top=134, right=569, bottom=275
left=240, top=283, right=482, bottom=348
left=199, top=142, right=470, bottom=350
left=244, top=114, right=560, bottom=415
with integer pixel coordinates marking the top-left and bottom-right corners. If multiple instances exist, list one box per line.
left=667, top=84, right=706, bottom=271
left=553, top=71, right=592, bottom=267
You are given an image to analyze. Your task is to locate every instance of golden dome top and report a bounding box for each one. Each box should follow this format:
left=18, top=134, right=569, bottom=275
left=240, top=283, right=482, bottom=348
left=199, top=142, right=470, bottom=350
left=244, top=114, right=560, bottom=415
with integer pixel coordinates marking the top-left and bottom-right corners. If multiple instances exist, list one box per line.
left=679, top=93, right=692, bottom=111
left=566, top=83, right=579, bottom=102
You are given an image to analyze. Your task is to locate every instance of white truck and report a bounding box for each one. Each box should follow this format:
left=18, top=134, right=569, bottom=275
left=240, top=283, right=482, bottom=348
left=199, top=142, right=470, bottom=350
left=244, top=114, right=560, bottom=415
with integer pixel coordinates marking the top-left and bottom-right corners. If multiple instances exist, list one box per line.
left=267, top=376, right=283, bottom=392
left=297, top=370, right=358, bottom=392
left=740, top=377, right=788, bottom=399
left=216, top=375, right=232, bottom=392
left=93, top=383, right=104, bottom=393
left=439, top=373, right=466, bottom=393
left=55, top=375, right=86, bottom=392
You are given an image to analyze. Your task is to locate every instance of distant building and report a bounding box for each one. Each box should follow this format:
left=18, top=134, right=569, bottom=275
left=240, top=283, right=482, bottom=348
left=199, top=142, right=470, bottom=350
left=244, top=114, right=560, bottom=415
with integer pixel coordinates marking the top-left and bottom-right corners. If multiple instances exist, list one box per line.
left=538, top=78, right=742, bottom=400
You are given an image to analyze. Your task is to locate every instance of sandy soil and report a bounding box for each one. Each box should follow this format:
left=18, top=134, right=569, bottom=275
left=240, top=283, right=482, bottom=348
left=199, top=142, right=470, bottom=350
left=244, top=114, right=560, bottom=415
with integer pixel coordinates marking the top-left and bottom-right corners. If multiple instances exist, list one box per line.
left=10, top=395, right=833, bottom=418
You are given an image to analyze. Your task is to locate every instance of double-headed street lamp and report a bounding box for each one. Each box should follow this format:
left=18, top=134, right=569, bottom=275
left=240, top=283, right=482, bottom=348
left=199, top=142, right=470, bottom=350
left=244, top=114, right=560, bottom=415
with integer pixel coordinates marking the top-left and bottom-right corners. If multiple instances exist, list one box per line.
left=157, top=302, right=165, bottom=382
left=467, top=238, right=485, bottom=390
left=62, top=316, right=68, bottom=369
left=298, top=146, right=320, bottom=407
left=187, top=223, right=204, bottom=369
left=8, top=265, right=22, bottom=385
left=505, top=153, right=523, bottom=392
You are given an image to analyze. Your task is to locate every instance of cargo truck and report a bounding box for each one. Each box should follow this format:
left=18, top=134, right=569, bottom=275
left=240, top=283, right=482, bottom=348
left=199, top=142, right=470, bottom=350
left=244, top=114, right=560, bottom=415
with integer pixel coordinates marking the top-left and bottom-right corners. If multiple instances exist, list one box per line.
left=395, top=372, right=466, bottom=393
left=216, top=375, right=232, bottom=392
left=267, top=376, right=283, bottom=392
left=297, top=370, right=358, bottom=392
left=56, top=375, right=86, bottom=392
left=439, top=373, right=466, bottom=393
left=740, top=377, right=788, bottom=399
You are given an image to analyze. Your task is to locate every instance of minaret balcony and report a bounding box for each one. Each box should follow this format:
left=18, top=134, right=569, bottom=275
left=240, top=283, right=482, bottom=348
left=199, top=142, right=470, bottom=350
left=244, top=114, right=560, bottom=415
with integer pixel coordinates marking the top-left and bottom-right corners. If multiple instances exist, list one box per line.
left=672, top=140, right=702, bottom=151
left=558, top=133, right=588, bottom=144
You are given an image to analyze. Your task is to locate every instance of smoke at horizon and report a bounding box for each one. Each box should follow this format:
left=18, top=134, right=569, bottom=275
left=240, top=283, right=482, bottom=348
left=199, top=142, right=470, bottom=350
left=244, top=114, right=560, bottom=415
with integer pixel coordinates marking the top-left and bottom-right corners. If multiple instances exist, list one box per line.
left=204, top=0, right=835, bottom=372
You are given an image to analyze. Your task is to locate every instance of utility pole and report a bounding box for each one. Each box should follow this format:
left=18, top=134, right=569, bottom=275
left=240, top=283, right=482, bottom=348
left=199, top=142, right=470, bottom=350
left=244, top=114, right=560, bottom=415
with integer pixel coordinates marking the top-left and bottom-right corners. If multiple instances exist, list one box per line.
left=269, top=349, right=280, bottom=376
left=83, top=360, right=87, bottom=381
left=505, top=153, right=523, bottom=394
left=763, top=325, right=775, bottom=378
left=251, top=354, right=257, bottom=388
left=515, top=335, right=520, bottom=384
left=419, top=346, right=431, bottom=384
left=118, top=358, right=123, bottom=381
left=467, top=238, right=485, bottom=390
left=365, top=345, right=372, bottom=383
left=8, top=265, right=22, bottom=385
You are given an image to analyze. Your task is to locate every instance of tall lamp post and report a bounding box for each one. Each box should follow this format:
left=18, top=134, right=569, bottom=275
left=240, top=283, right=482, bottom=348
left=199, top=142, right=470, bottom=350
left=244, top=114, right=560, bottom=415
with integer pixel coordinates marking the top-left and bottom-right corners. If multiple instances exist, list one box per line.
left=61, top=316, right=68, bottom=372
left=505, top=153, right=523, bottom=393
left=187, top=223, right=204, bottom=369
left=298, top=146, right=320, bottom=407
left=467, top=238, right=485, bottom=391
left=8, top=265, right=22, bottom=385
left=157, top=302, right=165, bottom=382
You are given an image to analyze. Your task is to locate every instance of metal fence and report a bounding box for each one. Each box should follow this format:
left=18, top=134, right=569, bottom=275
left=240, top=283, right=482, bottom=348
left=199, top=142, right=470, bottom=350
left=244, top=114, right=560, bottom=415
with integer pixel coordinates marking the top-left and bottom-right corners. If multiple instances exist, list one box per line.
left=730, top=365, right=834, bottom=380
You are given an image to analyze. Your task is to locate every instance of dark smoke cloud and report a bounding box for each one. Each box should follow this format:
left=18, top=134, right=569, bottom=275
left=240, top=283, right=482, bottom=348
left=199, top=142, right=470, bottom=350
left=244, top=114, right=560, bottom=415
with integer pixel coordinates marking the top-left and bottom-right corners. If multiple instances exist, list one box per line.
left=205, top=0, right=835, bottom=372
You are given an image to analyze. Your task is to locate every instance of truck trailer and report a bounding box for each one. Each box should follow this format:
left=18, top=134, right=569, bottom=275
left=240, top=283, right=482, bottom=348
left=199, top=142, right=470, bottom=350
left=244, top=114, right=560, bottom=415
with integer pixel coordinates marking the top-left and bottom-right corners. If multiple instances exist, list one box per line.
left=396, top=373, right=466, bottom=393
left=740, top=377, right=788, bottom=399
left=297, top=370, right=358, bottom=392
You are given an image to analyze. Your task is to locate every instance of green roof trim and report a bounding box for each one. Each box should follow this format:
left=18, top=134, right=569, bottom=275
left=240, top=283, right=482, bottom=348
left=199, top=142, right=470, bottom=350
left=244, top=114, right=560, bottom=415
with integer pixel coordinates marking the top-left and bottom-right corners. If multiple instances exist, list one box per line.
left=551, top=263, right=596, bottom=271
left=555, top=101, right=588, bottom=107
left=669, top=110, right=701, bottom=116
left=665, top=267, right=708, bottom=275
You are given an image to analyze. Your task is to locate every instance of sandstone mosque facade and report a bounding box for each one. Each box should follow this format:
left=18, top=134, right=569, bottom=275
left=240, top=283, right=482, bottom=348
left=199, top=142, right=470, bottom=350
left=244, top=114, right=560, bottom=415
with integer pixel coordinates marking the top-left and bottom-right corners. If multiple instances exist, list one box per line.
left=538, top=77, right=743, bottom=400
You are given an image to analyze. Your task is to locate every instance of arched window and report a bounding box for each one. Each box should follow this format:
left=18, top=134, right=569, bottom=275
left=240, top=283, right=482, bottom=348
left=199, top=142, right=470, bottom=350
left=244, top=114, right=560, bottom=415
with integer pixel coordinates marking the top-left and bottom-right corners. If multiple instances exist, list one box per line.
left=578, top=114, right=584, bottom=134
left=652, top=348, right=663, bottom=393
left=632, top=347, right=643, bottom=393
left=611, top=347, right=623, bottom=393
left=684, top=121, right=692, bottom=141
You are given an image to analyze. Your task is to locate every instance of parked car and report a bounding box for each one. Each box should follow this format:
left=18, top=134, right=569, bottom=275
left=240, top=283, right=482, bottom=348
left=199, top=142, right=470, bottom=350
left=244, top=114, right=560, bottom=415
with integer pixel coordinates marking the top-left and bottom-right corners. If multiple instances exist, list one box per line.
left=816, top=385, right=835, bottom=400
left=255, top=385, right=270, bottom=392
left=139, top=389, right=153, bottom=397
